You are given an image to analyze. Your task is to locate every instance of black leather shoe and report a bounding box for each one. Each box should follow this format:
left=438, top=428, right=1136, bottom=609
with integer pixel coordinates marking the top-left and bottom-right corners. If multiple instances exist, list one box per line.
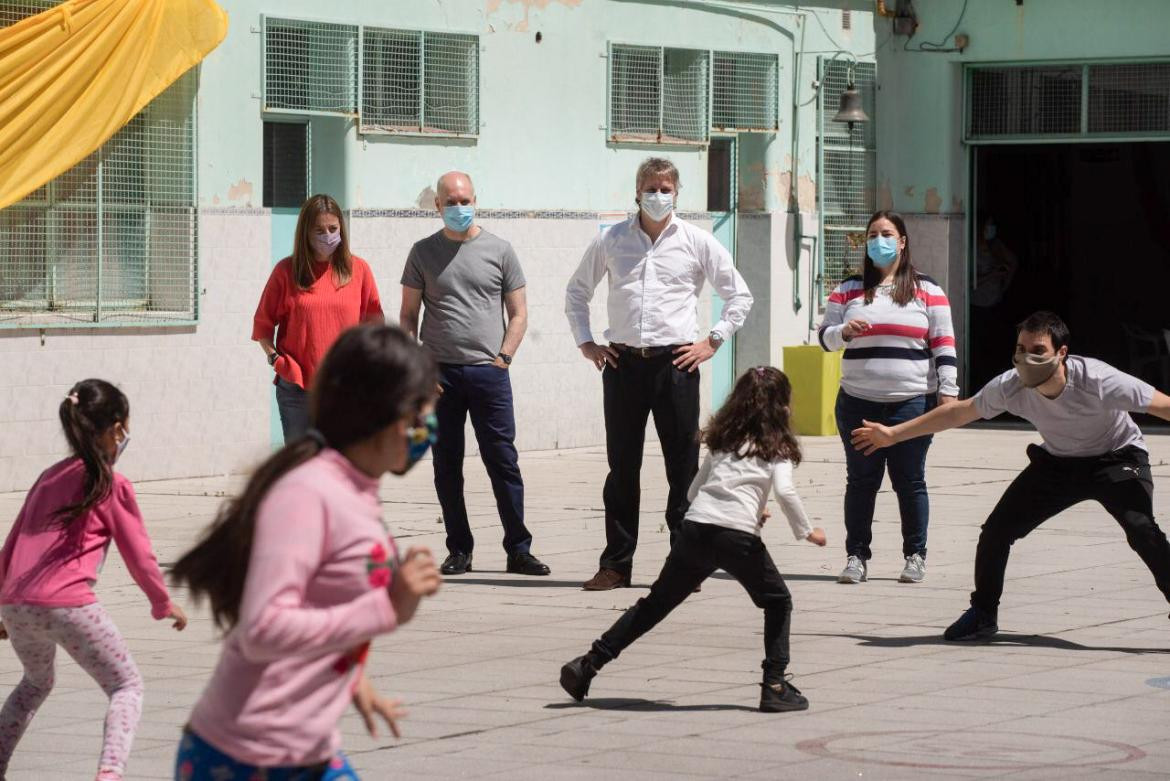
left=440, top=552, right=473, bottom=575
left=560, top=655, right=598, bottom=701
left=506, top=552, right=550, bottom=576
left=759, top=675, right=809, bottom=713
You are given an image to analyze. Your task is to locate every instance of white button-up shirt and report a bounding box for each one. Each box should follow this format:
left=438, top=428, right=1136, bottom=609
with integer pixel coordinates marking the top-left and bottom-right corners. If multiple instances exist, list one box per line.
left=564, top=214, right=753, bottom=348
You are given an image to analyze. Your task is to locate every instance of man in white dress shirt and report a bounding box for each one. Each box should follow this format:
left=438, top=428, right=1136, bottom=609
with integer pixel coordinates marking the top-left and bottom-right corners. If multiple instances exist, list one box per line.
left=564, top=157, right=753, bottom=590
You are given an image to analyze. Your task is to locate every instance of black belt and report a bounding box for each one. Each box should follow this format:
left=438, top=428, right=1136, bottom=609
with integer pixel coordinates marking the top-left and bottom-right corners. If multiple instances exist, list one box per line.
left=611, top=343, right=689, bottom=358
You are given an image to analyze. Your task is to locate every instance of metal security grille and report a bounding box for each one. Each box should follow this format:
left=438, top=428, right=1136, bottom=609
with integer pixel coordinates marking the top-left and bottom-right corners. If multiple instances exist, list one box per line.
left=359, top=27, right=479, bottom=135
left=712, top=51, right=779, bottom=132
left=0, top=79, right=198, bottom=325
left=967, top=62, right=1170, bottom=141
left=263, top=121, right=310, bottom=208
left=1088, top=63, right=1170, bottom=134
left=609, top=44, right=708, bottom=144
left=263, top=16, right=358, bottom=115
left=817, top=59, right=877, bottom=298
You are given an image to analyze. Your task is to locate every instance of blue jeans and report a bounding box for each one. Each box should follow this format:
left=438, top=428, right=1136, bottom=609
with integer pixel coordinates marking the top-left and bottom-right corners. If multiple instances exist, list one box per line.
left=275, top=377, right=310, bottom=442
left=175, top=729, right=359, bottom=780
left=433, top=364, right=532, bottom=556
left=835, top=390, right=935, bottom=560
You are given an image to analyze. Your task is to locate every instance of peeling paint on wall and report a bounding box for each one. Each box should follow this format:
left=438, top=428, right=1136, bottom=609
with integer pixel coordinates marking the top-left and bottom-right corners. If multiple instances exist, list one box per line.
left=417, top=186, right=437, bottom=209
left=878, top=180, right=893, bottom=211
left=950, top=195, right=963, bottom=214
left=924, top=187, right=942, bottom=214
left=227, top=178, right=253, bottom=206
left=485, top=0, right=583, bottom=33
left=796, top=174, right=815, bottom=213
left=903, top=185, right=916, bottom=199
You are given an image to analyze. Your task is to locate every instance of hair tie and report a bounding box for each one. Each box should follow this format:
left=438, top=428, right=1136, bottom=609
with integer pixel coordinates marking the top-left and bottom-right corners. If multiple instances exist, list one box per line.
left=304, top=428, right=328, bottom=449
left=755, top=367, right=767, bottom=377
left=66, top=392, right=79, bottom=406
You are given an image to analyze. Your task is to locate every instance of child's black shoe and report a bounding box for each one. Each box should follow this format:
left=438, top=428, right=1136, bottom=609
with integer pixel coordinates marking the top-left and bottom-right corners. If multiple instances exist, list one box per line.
left=560, top=655, right=598, bottom=702
left=759, top=676, right=809, bottom=712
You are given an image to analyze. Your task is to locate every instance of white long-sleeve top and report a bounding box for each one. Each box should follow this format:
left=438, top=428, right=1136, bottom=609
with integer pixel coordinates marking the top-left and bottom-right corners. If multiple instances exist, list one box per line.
left=564, top=214, right=753, bottom=348
left=685, top=449, right=813, bottom=540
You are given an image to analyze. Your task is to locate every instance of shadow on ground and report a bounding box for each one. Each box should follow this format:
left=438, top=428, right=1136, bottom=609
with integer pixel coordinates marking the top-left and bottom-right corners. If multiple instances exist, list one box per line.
left=546, top=697, right=757, bottom=713
left=801, top=631, right=1170, bottom=654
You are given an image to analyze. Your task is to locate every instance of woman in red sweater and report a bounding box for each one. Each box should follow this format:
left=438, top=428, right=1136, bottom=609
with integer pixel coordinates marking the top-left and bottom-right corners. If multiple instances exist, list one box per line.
left=253, top=194, right=384, bottom=440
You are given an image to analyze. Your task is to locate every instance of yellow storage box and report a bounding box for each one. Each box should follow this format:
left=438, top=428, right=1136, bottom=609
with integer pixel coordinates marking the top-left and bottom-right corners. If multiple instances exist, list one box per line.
left=781, top=345, right=842, bottom=437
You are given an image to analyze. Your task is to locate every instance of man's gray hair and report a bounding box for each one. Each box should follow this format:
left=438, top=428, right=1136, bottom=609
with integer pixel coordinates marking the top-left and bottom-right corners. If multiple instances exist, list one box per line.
left=636, top=157, right=681, bottom=191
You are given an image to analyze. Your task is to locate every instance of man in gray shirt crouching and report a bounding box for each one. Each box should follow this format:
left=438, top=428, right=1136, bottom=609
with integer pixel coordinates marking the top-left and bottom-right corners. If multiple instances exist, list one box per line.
left=852, top=311, right=1170, bottom=640
left=400, top=170, right=550, bottom=578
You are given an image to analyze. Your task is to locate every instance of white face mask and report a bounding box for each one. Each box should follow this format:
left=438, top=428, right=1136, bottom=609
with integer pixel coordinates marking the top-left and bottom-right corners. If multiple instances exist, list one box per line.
left=639, top=192, right=674, bottom=222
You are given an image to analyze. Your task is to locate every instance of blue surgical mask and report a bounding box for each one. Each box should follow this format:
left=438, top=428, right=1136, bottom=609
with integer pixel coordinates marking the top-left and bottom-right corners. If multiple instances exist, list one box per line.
left=114, top=430, right=130, bottom=463
left=866, top=236, right=900, bottom=268
left=393, top=413, right=438, bottom=475
left=442, top=205, right=475, bottom=233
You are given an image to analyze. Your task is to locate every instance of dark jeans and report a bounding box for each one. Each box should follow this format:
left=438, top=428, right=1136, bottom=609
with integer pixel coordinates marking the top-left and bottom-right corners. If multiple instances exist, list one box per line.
left=590, top=521, right=793, bottom=681
left=433, top=364, right=532, bottom=556
left=835, top=390, right=935, bottom=560
left=274, top=377, right=310, bottom=442
left=971, top=444, right=1170, bottom=612
left=600, top=349, right=700, bottom=574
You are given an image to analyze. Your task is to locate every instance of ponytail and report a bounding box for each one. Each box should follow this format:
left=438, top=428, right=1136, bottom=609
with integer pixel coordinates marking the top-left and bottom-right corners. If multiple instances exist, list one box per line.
left=54, top=380, right=129, bottom=524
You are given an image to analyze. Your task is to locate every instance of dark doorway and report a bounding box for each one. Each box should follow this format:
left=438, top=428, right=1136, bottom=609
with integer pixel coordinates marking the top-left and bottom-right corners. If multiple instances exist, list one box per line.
left=970, top=142, right=1170, bottom=418
left=707, top=138, right=733, bottom=212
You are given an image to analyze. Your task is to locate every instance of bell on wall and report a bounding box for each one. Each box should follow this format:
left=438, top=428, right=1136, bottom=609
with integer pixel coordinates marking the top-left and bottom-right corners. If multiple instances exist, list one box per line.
left=833, top=83, right=870, bottom=125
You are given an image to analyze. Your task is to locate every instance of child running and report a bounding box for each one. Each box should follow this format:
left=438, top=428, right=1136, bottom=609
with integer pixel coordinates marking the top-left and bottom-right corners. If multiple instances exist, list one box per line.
left=0, top=379, right=188, bottom=781
left=560, top=367, right=826, bottom=712
left=170, top=324, right=442, bottom=780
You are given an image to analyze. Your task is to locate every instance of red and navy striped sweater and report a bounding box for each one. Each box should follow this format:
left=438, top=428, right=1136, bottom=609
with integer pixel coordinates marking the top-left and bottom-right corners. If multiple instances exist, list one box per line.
left=818, top=274, right=959, bottom=401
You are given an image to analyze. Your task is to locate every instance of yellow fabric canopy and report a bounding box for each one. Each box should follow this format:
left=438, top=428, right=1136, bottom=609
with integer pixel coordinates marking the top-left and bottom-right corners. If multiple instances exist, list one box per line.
left=0, top=0, right=228, bottom=209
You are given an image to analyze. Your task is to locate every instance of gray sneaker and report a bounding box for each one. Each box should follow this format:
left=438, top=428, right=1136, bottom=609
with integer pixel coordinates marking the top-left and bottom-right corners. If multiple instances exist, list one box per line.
left=899, top=553, right=926, bottom=583
left=838, top=555, right=867, bottom=584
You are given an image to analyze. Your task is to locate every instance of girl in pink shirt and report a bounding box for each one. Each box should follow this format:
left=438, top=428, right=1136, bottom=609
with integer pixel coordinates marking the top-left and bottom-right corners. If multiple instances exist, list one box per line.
left=0, top=379, right=188, bottom=781
left=171, top=324, right=442, bottom=781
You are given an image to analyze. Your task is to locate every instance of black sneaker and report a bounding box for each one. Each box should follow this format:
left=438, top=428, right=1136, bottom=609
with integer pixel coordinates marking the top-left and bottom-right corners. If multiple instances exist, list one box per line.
left=759, top=676, right=809, bottom=713
left=559, top=655, right=598, bottom=702
left=506, top=552, right=550, bottom=576
left=440, top=552, right=472, bottom=575
left=944, top=605, right=998, bottom=641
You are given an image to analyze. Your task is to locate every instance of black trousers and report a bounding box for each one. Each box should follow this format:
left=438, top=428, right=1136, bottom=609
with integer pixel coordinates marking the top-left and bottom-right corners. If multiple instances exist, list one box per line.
left=600, top=349, right=700, bottom=573
left=590, top=521, right=794, bottom=681
left=971, top=444, right=1170, bottom=612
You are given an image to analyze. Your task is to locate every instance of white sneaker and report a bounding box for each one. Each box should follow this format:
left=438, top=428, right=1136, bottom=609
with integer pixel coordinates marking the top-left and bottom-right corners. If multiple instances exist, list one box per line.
left=838, top=555, right=867, bottom=584
left=899, top=553, right=926, bottom=583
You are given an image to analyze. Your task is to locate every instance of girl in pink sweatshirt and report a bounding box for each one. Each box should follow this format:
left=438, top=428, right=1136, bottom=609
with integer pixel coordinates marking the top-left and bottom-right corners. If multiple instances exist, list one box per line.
left=0, top=379, right=188, bottom=781
left=171, top=324, right=442, bottom=781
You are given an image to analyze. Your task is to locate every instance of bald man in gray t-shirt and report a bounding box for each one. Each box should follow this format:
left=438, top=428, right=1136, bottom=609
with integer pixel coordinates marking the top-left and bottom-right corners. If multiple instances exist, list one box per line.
left=852, top=311, right=1170, bottom=641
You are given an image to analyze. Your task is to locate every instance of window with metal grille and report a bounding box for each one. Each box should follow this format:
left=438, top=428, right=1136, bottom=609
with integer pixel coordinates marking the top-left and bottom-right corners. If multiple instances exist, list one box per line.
left=817, top=59, right=877, bottom=299
left=967, top=62, right=1170, bottom=140
left=263, top=122, right=310, bottom=209
left=263, top=16, right=358, bottom=115
left=609, top=44, right=709, bottom=144
left=712, top=51, right=779, bottom=132
left=1088, top=63, right=1170, bottom=134
left=361, top=28, right=479, bottom=135
left=0, top=76, right=198, bottom=326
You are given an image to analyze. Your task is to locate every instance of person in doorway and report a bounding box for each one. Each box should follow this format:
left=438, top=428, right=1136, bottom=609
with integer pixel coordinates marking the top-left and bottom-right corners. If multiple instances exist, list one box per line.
left=818, top=211, right=959, bottom=585
left=852, top=311, right=1170, bottom=640
left=400, top=171, right=550, bottom=578
left=559, top=367, right=826, bottom=712
left=564, top=157, right=753, bottom=591
left=253, top=194, right=385, bottom=441
left=971, top=214, right=1019, bottom=310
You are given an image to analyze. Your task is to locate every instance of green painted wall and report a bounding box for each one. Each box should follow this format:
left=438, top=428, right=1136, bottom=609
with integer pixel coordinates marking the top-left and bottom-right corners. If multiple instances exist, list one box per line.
left=875, top=0, right=1170, bottom=216
left=197, top=0, right=874, bottom=213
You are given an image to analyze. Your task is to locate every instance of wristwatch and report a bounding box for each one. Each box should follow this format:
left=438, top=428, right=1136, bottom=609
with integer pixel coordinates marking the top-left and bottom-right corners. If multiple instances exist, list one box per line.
left=267, top=351, right=281, bottom=366
left=708, top=332, right=725, bottom=349
left=498, top=352, right=513, bottom=365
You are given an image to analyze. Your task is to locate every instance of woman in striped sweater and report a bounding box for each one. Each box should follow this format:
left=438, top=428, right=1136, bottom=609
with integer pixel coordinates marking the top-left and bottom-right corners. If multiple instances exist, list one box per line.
left=818, top=211, right=959, bottom=585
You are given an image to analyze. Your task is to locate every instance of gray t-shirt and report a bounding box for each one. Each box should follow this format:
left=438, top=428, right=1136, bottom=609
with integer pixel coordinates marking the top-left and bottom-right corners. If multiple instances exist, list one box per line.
left=973, top=356, right=1154, bottom=457
left=401, top=230, right=526, bottom=365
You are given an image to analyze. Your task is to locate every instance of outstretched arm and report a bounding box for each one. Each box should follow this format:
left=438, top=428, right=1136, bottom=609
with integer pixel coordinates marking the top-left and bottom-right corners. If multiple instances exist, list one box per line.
left=1145, top=390, right=1170, bottom=423
left=851, top=398, right=981, bottom=455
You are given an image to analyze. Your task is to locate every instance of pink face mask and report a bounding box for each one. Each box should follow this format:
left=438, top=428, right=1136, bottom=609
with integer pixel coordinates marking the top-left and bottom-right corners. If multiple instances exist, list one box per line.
left=311, top=230, right=341, bottom=256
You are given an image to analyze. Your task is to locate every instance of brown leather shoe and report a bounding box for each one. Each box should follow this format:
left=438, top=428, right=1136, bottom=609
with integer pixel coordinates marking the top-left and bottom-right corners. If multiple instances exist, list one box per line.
left=583, top=567, right=630, bottom=591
